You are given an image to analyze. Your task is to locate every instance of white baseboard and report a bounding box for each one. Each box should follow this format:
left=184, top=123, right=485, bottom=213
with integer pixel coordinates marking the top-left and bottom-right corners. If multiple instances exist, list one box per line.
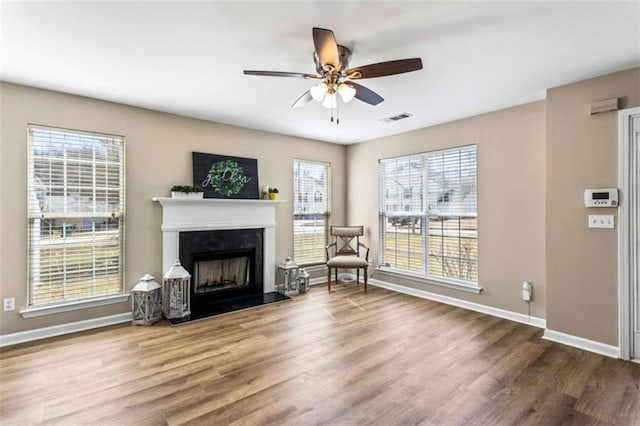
left=369, top=278, right=546, bottom=329
left=2, top=284, right=619, bottom=360
left=542, top=329, right=620, bottom=359
left=310, top=272, right=357, bottom=285
left=309, top=276, right=328, bottom=286
left=369, top=278, right=622, bottom=359
left=0, top=312, right=131, bottom=348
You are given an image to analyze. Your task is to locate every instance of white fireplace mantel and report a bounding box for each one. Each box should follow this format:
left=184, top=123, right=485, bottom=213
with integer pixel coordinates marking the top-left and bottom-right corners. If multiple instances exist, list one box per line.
left=152, top=197, right=285, bottom=293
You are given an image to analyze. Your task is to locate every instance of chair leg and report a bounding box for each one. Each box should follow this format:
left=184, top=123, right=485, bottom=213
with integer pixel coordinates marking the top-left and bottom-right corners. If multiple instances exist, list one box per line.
left=335, top=269, right=338, bottom=285
left=364, top=268, right=368, bottom=294
left=357, top=269, right=360, bottom=286
left=327, top=268, right=331, bottom=292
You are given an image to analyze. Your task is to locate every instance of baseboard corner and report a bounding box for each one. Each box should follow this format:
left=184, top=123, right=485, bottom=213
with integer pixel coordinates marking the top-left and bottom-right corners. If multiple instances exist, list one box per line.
left=542, top=329, right=620, bottom=359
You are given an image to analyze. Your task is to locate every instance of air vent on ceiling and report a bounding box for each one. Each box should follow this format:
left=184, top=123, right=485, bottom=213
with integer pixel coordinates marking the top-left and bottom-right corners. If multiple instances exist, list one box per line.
left=380, top=112, right=413, bottom=123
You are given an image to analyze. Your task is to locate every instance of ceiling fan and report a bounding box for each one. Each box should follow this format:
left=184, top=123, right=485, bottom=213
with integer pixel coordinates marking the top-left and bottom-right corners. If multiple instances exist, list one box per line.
left=244, top=27, right=423, bottom=122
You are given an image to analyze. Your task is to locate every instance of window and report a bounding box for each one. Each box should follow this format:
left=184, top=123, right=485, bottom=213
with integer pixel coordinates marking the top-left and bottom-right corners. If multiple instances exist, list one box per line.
left=27, top=125, right=125, bottom=308
left=379, top=145, right=478, bottom=284
left=293, top=160, right=330, bottom=265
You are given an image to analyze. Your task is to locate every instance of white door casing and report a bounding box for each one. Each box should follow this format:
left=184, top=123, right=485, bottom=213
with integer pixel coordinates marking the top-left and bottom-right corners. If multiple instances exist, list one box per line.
left=634, top=115, right=640, bottom=360
left=618, top=107, right=640, bottom=361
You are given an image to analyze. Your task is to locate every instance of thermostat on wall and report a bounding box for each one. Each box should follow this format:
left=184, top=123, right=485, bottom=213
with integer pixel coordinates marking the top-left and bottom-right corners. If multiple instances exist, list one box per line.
left=584, top=188, right=618, bottom=207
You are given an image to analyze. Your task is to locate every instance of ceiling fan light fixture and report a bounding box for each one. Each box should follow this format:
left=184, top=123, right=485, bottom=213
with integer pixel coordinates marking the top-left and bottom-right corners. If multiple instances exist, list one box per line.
left=244, top=27, right=423, bottom=120
left=310, top=82, right=328, bottom=102
left=322, top=91, right=337, bottom=109
left=338, top=83, right=356, bottom=103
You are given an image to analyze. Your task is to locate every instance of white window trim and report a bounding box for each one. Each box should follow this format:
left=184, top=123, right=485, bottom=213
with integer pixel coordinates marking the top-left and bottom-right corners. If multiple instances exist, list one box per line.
left=20, top=293, right=130, bottom=318
left=303, top=264, right=328, bottom=273
left=376, top=266, right=482, bottom=294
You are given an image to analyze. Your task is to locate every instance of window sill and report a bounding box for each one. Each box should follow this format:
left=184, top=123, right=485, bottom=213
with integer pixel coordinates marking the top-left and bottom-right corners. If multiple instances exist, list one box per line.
left=301, top=264, right=327, bottom=272
left=20, top=293, right=130, bottom=318
left=375, top=267, right=482, bottom=294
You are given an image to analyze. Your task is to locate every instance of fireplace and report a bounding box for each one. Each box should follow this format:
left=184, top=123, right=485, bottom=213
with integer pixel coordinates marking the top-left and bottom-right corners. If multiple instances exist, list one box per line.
left=179, top=228, right=263, bottom=307
left=153, top=197, right=283, bottom=322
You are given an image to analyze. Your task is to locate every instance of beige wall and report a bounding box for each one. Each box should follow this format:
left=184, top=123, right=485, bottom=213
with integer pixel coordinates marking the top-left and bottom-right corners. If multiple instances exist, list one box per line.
left=0, top=82, right=346, bottom=334
left=3, top=67, right=638, bottom=346
left=546, top=67, right=640, bottom=345
left=346, top=101, right=547, bottom=318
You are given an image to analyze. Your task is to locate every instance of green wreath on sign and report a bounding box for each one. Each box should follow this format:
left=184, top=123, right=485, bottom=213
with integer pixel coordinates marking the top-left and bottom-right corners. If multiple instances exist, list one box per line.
left=206, top=160, right=248, bottom=196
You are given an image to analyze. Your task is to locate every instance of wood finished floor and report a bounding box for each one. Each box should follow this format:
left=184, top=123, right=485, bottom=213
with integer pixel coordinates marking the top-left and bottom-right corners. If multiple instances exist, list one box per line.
left=1, top=283, right=639, bottom=426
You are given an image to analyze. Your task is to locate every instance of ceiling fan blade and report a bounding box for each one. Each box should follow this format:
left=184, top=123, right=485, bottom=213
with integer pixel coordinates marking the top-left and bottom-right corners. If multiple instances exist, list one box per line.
left=244, top=70, right=320, bottom=79
left=312, top=27, right=340, bottom=71
left=349, top=82, right=384, bottom=105
left=291, top=90, right=313, bottom=108
left=347, top=58, right=423, bottom=79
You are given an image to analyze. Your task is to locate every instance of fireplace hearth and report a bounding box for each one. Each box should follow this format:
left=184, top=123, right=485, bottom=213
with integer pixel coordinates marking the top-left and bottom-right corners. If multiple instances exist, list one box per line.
left=170, top=292, right=289, bottom=325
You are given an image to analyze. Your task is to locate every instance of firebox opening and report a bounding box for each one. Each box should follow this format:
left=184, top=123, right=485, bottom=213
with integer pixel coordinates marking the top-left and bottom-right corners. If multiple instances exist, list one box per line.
left=191, top=249, right=256, bottom=297
left=194, top=254, right=251, bottom=294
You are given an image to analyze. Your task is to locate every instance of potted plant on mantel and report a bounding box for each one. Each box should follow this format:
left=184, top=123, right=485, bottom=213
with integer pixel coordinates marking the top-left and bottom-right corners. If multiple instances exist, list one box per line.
left=268, top=188, right=279, bottom=200
left=171, top=185, right=204, bottom=199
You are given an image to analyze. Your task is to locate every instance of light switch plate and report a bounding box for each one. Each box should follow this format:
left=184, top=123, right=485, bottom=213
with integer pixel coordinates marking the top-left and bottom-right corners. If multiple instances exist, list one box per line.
left=588, top=215, right=614, bottom=229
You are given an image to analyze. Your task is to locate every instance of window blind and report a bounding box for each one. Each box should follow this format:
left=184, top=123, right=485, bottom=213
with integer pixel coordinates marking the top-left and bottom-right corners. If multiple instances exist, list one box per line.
left=27, top=125, right=125, bottom=306
left=293, top=160, right=330, bottom=265
left=378, top=154, right=427, bottom=274
left=379, top=145, right=478, bottom=283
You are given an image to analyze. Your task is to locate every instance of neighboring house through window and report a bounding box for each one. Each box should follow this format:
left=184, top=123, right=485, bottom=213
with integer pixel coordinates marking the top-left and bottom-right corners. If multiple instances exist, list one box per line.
left=27, top=125, right=125, bottom=310
left=293, top=160, right=330, bottom=266
left=379, top=145, right=478, bottom=285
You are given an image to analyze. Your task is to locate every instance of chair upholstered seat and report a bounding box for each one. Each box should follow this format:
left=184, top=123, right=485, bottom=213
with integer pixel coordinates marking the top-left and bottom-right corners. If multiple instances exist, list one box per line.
left=327, top=255, right=369, bottom=268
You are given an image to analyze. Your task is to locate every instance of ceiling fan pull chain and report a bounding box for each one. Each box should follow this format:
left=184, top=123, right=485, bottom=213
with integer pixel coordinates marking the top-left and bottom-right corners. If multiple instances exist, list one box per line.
left=336, top=102, right=340, bottom=125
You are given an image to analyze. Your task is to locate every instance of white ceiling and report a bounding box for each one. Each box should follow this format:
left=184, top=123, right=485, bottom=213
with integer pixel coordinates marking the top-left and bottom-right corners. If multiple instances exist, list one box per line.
left=1, top=1, right=639, bottom=145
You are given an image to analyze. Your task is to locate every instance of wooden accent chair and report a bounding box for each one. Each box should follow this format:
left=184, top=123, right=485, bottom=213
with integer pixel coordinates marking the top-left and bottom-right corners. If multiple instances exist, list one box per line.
left=326, top=225, right=370, bottom=293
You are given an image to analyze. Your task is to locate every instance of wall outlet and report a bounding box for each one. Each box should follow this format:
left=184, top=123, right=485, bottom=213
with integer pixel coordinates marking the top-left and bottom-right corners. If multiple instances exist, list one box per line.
left=3, top=298, right=15, bottom=312
left=522, top=282, right=532, bottom=302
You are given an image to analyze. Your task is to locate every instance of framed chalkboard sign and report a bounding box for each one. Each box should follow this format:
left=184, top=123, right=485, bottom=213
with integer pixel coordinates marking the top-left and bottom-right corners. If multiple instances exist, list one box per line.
left=192, top=152, right=259, bottom=199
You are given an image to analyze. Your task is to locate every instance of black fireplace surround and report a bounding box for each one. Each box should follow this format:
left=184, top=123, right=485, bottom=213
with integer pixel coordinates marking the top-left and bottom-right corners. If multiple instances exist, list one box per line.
left=179, top=228, right=264, bottom=312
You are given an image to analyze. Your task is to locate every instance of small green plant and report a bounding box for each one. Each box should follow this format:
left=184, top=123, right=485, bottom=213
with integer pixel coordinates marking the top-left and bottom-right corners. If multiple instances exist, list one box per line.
left=269, top=187, right=279, bottom=194
left=171, top=185, right=203, bottom=193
